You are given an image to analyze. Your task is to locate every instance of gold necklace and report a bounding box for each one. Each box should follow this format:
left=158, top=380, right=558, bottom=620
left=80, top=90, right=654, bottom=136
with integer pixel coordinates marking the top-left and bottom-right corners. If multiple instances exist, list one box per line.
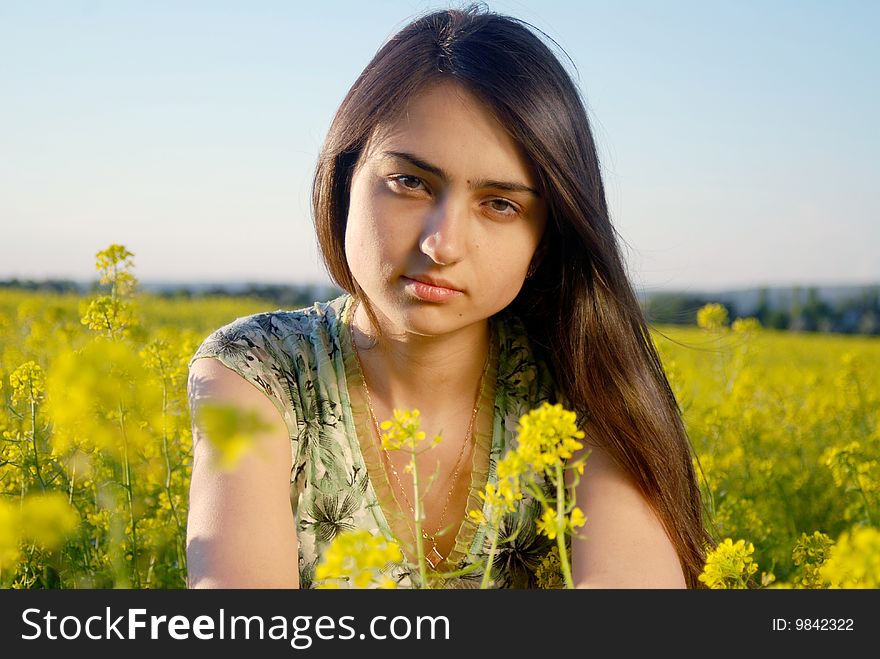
left=349, top=312, right=485, bottom=569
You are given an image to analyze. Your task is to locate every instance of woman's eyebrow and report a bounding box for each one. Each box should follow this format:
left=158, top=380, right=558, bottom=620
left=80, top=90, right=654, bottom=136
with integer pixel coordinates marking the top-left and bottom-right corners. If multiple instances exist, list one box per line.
left=382, top=150, right=539, bottom=197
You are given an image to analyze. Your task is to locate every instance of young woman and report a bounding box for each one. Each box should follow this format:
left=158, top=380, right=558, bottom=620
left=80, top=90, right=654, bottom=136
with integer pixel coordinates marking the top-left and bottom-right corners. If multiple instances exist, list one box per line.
left=186, top=6, right=712, bottom=589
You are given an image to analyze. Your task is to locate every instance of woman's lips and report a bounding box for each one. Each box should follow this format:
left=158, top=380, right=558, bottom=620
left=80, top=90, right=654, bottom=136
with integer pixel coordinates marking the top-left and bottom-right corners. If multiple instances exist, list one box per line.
left=402, top=275, right=464, bottom=303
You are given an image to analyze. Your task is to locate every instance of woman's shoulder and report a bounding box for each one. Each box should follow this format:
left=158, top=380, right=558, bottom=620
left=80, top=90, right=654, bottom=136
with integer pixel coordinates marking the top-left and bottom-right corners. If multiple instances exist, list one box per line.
left=187, top=294, right=351, bottom=440
left=188, top=294, right=350, bottom=368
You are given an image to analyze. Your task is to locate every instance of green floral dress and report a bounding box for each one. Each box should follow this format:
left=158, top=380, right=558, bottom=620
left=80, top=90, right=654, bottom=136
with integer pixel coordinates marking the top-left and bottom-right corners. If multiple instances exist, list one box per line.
left=189, top=294, right=564, bottom=588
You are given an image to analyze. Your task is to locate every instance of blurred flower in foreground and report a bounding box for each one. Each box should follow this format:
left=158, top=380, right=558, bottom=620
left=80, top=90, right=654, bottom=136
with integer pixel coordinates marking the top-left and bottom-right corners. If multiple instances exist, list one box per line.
left=20, top=492, right=81, bottom=549
left=0, top=500, right=21, bottom=570
left=819, top=527, right=880, bottom=588
left=732, top=317, right=762, bottom=333
left=314, top=529, right=403, bottom=589
left=0, top=493, right=80, bottom=571
left=45, top=339, right=162, bottom=457
left=194, top=402, right=274, bottom=470
left=696, top=303, right=729, bottom=330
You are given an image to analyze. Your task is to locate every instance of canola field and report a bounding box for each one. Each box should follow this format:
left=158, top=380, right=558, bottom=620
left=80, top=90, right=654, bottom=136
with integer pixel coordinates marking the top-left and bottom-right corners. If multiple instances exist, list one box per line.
left=1, top=247, right=877, bottom=588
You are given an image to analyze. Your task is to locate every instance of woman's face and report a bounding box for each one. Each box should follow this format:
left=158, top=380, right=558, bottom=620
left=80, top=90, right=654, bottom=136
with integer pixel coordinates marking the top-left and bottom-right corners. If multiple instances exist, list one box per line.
left=344, top=79, right=548, bottom=339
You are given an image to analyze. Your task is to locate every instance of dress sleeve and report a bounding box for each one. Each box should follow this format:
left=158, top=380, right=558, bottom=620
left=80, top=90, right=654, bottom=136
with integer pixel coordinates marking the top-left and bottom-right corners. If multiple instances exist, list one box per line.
left=188, top=313, right=301, bottom=463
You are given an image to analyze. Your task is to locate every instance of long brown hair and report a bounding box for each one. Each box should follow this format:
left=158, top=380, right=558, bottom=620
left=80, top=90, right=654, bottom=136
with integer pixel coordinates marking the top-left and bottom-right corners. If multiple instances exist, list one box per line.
left=312, top=5, right=713, bottom=587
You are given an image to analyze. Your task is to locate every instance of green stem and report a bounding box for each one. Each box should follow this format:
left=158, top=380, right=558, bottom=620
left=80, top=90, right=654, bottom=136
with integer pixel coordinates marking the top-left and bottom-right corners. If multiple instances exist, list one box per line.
left=119, top=402, right=140, bottom=588
left=76, top=484, right=96, bottom=578
left=30, top=400, right=46, bottom=490
left=68, top=459, right=76, bottom=504
left=160, top=377, right=186, bottom=574
left=24, top=542, right=36, bottom=587
left=92, top=487, right=99, bottom=553
left=480, top=522, right=500, bottom=589
left=20, top=450, right=26, bottom=502
left=556, top=462, right=574, bottom=589
left=847, top=458, right=875, bottom=526
left=409, top=444, right=429, bottom=589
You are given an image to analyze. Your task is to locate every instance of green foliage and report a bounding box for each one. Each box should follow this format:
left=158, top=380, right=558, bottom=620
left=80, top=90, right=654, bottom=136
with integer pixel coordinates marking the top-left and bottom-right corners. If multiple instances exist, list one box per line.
left=0, top=246, right=277, bottom=588
left=655, top=319, right=880, bottom=587
left=1, top=245, right=878, bottom=588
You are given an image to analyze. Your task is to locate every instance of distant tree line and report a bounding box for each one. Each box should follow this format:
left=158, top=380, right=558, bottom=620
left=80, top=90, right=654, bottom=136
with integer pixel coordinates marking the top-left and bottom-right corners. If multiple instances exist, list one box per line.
left=642, top=285, right=880, bottom=335
left=0, top=278, right=341, bottom=311
left=0, top=278, right=83, bottom=295
left=148, top=283, right=343, bottom=311
left=3, top=278, right=878, bottom=335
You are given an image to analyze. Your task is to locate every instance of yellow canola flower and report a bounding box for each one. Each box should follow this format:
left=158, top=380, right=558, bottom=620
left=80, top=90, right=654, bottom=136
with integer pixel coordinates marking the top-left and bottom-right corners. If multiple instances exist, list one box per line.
left=44, top=339, right=163, bottom=458
left=0, top=499, right=21, bottom=570
left=80, top=296, right=139, bottom=339
left=493, top=453, right=526, bottom=511
left=0, top=493, right=79, bottom=571
left=535, top=505, right=587, bottom=541
left=9, top=360, right=45, bottom=406
left=731, top=317, right=762, bottom=333
left=536, top=507, right=558, bottom=540
left=698, top=538, right=759, bottom=589
left=820, top=441, right=878, bottom=493
left=140, top=328, right=200, bottom=386
left=314, top=529, right=403, bottom=589
left=696, top=303, right=729, bottom=330
left=469, top=403, right=587, bottom=536
left=792, top=531, right=833, bottom=564
left=496, top=449, right=527, bottom=481
left=514, top=403, right=585, bottom=474
left=470, top=469, right=522, bottom=529
left=791, top=531, right=834, bottom=589
left=819, top=527, right=880, bottom=588
left=379, top=409, right=436, bottom=451
left=95, top=244, right=138, bottom=296
left=20, top=492, right=80, bottom=550
left=570, top=507, right=586, bottom=530
left=140, top=338, right=175, bottom=376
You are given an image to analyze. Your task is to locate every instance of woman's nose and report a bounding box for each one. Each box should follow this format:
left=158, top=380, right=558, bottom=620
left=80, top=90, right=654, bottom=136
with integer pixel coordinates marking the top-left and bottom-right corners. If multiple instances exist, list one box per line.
left=419, top=198, right=468, bottom=266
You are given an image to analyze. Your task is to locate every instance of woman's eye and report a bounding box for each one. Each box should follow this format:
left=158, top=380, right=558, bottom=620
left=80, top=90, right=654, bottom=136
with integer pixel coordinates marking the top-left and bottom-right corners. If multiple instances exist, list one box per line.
left=389, top=175, right=426, bottom=192
left=487, top=198, right=518, bottom=216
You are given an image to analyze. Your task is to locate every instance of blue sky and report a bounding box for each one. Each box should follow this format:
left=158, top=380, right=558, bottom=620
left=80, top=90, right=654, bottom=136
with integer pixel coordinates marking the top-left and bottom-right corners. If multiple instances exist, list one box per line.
left=1, top=0, right=877, bottom=292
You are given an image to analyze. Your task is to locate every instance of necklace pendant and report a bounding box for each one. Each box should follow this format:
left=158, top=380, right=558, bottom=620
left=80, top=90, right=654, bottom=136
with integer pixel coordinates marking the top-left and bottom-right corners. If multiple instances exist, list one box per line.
left=426, top=544, right=444, bottom=569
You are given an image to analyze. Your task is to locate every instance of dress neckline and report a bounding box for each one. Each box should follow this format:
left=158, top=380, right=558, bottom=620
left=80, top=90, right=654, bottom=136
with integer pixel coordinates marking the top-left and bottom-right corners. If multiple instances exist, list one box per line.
left=336, top=294, right=499, bottom=574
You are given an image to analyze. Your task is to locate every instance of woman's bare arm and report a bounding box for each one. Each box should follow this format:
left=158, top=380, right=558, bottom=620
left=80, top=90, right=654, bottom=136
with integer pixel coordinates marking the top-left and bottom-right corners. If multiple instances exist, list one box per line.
left=186, top=357, right=299, bottom=588
left=570, top=443, right=686, bottom=588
